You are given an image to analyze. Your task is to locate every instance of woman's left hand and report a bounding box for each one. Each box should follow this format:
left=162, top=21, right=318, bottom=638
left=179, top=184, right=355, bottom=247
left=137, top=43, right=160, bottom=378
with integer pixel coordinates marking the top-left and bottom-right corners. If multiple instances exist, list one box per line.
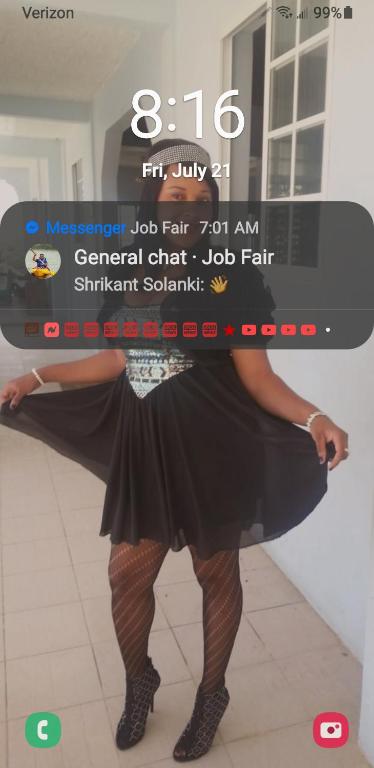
left=310, top=416, right=349, bottom=470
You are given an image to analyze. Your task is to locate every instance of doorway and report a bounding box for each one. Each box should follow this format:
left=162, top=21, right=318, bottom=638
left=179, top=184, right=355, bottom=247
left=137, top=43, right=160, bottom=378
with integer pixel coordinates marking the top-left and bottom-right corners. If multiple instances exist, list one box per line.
left=230, top=15, right=266, bottom=202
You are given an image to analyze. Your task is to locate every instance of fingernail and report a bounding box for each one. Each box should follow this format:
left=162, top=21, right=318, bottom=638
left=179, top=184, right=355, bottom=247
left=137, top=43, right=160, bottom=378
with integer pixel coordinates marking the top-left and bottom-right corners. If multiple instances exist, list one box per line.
left=319, top=457, right=324, bottom=464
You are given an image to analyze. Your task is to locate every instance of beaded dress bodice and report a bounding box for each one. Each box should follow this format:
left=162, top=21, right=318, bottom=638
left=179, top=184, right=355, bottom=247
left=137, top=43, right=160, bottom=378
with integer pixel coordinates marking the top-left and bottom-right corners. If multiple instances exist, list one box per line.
left=110, top=304, right=195, bottom=398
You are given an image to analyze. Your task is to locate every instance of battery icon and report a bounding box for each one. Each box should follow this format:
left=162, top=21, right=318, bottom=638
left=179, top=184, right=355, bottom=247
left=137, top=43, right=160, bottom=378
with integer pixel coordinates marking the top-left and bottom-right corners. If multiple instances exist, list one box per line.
left=344, top=6, right=353, bottom=18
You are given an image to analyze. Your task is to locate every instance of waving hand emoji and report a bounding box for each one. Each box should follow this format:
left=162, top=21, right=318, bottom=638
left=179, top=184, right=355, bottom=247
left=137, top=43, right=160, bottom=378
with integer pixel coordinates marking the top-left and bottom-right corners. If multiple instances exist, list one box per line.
left=210, top=275, right=228, bottom=294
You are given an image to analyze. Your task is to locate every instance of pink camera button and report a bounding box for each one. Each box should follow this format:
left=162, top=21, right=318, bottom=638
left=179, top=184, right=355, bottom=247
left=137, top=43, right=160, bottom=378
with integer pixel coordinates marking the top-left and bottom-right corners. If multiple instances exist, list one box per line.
left=313, top=712, right=349, bottom=749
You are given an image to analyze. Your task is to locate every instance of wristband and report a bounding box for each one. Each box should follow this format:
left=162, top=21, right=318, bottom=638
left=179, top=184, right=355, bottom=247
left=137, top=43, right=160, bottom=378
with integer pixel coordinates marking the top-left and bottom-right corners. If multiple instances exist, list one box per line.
left=305, top=411, right=327, bottom=430
left=31, top=368, right=45, bottom=386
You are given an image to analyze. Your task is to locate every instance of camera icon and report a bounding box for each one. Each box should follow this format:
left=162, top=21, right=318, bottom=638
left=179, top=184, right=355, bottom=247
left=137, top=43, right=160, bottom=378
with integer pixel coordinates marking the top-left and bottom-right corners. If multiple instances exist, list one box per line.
left=320, top=722, right=342, bottom=739
left=313, top=712, right=349, bottom=748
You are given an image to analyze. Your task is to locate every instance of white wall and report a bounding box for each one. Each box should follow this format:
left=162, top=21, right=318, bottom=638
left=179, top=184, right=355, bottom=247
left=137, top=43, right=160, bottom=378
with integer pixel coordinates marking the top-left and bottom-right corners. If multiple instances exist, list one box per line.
left=265, top=1, right=374, bottom=662
left=173, top=0, right=374, bottom=662
left=91, top=22, right=174, bottom=199
left=0, top=116, right=94, bottom=201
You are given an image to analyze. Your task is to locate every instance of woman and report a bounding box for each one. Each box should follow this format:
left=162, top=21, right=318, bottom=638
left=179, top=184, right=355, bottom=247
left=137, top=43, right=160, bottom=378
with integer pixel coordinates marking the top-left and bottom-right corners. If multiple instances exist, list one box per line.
left=0, top=139, right=348, bottom=762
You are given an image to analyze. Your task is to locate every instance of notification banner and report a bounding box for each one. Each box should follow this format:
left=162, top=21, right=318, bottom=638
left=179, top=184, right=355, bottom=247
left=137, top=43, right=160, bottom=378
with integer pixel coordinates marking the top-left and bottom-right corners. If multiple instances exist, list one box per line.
left=0, top=201, right=373, bottom=349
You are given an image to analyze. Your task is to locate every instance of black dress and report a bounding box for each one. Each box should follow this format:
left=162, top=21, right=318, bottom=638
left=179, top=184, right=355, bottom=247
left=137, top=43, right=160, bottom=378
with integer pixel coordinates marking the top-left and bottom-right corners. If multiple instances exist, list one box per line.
left=0, top=266, right=332, bottom=560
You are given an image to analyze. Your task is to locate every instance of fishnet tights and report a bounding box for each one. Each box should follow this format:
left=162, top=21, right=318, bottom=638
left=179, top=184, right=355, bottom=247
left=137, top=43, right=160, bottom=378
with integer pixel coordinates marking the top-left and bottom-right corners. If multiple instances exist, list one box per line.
left=108, top=539, right=243, bottom=691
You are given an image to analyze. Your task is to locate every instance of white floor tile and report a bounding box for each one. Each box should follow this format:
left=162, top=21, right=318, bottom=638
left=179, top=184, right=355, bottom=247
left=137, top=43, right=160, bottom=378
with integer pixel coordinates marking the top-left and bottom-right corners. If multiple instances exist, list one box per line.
left=83, top=596, right=116, bottom=645
left=2, top=538, right=71, bottom=575
left=6, top=645, right=102, bottom=719
left=0, top=471, right=59, bottom=518
left=239, top=545, right=274, bottom=571
left=155, top=581, right=202, bottom=627
left=52, top=471, right=105, bottom=512
left=60, top=506, right=103, bottom=537
left=7, top=700, right=121, bottom=768
left=276, top=645, right=363, bottom=723
left=67, top=532, right=110, bottom=564
left=137, top=745, right=232, bottom=768
left=148, top=629, right=191, bottom=685
left=94, top=629, right=191, bottom=700
left=247, top=603, right=339, bottom=659
left=5, top=602, right=89, bottom=659
left=226, top=721, right=370, bottom=768
left=0, top=662, right=5, bottom=722
left=4, top=566, right=79, bottom=613
left=0, top=723, right=6, bottom=768
left=74, top=560, right=110, bottom=599
left=1, top=513, right=64, bottom=544
left=46, top=447, right=84, bottom=474
left=173, top=614, right=271, bottom=683
left=156, top=548, right=195, bottom=586
left=241, top=566, right=303, bottom=612
left=220, top=662, right=310, bottom=742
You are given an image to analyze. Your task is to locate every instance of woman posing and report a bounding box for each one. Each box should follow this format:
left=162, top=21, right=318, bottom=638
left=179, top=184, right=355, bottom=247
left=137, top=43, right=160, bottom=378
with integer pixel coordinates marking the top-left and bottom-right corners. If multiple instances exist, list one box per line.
left=0, top=140, right=348, bottom=762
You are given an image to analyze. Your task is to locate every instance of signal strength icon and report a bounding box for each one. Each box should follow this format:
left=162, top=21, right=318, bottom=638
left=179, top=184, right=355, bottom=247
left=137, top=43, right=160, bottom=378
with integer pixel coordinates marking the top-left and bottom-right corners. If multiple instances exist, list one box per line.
left=276, top=5, right=293, bottom=18
left=297, top=7, right=309, bottom=19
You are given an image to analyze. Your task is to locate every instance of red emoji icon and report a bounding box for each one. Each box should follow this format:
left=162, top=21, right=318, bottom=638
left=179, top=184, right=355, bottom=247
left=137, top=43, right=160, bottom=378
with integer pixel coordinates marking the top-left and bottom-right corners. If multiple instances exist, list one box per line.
left=202, top=322, right=217, bottom=338
left=24, top=322, right=39, bottom=336
left=223, top=324, right=235, bottom=336
left=261, top=324, right=276, bottom=336
left=123, top=322, right=138, bottom=338
left=281, top=324, right=297, bottom=336
left=241, top=324, right=257, bottom=336
left=162, top=322, right=178, bottom=338
left=313, top=712, right=349, bottom=749
left=143, top=322, right=159, bottom=338
left=183, top=322, right=198, bottom=338
left=83, top=322, right=99, bottom=338
left=64, top=322, right=80, bottom=338
left=104, top=322, right=119, bottom=338
left=301, top=324, right=317, bottom=336
left=43, top=322, right=60, bottom=338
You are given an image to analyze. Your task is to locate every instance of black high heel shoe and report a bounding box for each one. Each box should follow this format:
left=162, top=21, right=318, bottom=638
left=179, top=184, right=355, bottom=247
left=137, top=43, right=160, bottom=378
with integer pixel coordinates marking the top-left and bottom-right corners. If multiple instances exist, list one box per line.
left=116, top=656, right=161, bottom=750
left=173, top=682, right=230, bottom=762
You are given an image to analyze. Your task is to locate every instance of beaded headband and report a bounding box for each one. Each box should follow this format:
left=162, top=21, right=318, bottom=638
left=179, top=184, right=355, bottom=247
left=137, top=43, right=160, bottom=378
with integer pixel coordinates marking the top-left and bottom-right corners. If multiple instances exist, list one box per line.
left=146, top=143, right=212, bottom=170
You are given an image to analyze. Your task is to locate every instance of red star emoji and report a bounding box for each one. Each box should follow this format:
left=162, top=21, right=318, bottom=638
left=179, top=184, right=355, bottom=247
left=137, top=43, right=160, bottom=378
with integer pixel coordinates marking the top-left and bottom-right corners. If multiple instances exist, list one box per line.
left=224, top=324, right=235, bottom=336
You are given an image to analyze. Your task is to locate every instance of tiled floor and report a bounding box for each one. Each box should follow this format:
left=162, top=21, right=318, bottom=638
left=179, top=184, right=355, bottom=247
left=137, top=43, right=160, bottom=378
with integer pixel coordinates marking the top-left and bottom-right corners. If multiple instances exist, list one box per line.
left=0, top=337, right=371, bottom=767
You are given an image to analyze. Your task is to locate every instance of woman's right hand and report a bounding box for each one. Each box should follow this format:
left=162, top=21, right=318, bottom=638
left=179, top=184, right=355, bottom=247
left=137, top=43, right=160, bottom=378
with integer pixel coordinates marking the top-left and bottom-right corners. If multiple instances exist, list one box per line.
left=0, top=372, right=40, bottom=409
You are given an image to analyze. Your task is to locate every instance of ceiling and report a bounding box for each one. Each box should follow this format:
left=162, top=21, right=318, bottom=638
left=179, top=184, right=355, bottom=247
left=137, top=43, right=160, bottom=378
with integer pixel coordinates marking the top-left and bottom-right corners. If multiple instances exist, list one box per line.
left=0, top=9, right=141, bottom=101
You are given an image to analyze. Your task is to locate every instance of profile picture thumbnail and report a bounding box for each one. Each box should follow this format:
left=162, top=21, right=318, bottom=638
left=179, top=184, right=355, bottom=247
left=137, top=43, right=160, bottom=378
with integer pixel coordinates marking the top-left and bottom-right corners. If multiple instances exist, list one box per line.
left=25, top=244, right=61, bottom=279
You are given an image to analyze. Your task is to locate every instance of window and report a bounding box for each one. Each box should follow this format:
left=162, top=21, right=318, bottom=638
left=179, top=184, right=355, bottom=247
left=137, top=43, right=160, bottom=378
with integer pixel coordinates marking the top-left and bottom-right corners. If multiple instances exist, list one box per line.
left=264, top=0, right=330, bottom=200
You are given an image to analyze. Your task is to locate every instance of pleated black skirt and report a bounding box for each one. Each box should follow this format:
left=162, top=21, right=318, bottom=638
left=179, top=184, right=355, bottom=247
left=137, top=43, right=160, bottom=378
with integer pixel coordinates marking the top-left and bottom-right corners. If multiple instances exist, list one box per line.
left=0, top=359, right=330, bottom=559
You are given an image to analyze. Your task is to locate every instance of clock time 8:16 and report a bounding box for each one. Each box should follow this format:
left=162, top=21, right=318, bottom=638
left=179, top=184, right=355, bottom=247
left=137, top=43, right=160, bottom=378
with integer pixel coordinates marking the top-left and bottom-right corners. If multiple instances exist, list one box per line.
left=131, top=89, right=245, bottom=140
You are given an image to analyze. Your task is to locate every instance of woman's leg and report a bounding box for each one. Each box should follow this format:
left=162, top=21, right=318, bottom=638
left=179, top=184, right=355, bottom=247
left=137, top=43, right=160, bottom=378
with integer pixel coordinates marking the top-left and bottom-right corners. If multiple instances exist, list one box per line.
left=108, top=538, right=169, bottom=679
left=189, top=545, right=243, bottom=693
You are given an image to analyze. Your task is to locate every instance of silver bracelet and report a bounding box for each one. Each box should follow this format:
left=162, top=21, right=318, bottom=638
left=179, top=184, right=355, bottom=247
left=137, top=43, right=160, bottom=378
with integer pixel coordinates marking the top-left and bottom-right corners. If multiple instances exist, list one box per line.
left=305, top=411, right=327, bottom=430
left=31, top=368, right=45, bottom=386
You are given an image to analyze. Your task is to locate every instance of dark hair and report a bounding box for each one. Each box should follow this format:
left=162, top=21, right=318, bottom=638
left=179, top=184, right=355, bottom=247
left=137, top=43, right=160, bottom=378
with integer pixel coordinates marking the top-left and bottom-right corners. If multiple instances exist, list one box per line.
left=139, top=138, right=219, bottom=218
left=98, top=139, right=219, bottom=325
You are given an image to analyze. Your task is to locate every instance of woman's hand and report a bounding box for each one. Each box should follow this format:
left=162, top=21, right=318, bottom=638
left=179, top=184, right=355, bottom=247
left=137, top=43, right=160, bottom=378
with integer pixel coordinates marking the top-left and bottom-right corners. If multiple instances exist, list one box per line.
left=310, top=415, right=349, bottom=470
left=0, top=373, right=40, bottom=409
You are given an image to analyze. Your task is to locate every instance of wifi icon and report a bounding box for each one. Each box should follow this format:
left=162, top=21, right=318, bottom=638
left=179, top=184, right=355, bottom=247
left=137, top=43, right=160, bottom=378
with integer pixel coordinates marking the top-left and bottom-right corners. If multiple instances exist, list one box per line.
left=276, top=5, right=293, bottom=18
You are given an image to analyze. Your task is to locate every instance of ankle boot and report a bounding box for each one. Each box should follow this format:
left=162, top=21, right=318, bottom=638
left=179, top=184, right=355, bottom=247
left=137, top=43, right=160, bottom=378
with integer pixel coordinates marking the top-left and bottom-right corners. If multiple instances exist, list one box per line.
left=116, top=656, right=161, bottom=750
left=173, top=682, right=230, bottom=762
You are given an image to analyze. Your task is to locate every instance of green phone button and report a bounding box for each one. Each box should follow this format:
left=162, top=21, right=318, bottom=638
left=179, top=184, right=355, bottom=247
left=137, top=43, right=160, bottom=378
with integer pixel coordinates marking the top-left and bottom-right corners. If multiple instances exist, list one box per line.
left=25, top=712, right=61, bottom=748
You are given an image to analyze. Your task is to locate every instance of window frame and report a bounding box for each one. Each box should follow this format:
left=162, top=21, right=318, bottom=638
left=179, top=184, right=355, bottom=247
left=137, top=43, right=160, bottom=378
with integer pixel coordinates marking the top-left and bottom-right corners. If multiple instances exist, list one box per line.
left=262, top=2, right=334, bottom=202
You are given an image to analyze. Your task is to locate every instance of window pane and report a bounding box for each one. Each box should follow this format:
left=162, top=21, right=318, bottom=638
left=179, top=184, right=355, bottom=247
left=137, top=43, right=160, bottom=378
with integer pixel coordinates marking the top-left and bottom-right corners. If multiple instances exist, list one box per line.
left=299, top=0, right=329, bottom=43
left=298, top=44, right=327, bottom=120
left=270, top=61, right=295, bottom=130
left=271, top=0, right=297, bottom=59
left=267, top=135, right=292, bottom=198
left=294, top=125, right=324, bottom=195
